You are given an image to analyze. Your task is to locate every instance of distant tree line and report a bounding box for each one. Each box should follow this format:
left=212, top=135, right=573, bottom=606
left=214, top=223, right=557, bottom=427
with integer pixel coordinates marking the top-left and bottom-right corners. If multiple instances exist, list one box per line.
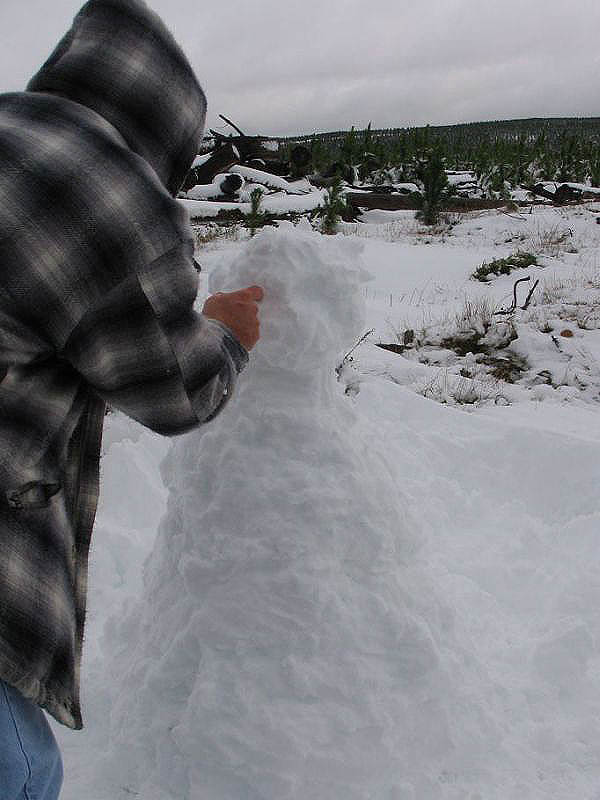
left=279, top=118, right=600, bottom=193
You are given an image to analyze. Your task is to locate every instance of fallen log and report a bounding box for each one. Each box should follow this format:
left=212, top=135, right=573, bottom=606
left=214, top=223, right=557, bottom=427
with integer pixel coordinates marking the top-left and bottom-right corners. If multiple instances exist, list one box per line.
left=526, top=184, right=556, bottom=202
left=527, top=183, right=583, bottom=204
left=444, top=197, right=512, bottom=211
left=230, top=165, right=311, bottom=194
left=345, top=193, right=509, bottom=212
left=347, top=184, right=417, bottom=195
left=554, top=183, right=583, bottom=203
left=184, top=173, right=245, bottom=201
left=345, top=193, right=420, bottom=211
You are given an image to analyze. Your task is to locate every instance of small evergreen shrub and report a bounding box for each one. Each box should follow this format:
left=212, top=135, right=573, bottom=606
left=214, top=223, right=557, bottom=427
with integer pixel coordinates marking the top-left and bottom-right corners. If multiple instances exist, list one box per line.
left=318, top=177, right=348, bottom=235
left=472, top=251, right=538, bottom=282
left=245, top=188, right=266, bottom=236
left=415, top=147, right=449, bottom=226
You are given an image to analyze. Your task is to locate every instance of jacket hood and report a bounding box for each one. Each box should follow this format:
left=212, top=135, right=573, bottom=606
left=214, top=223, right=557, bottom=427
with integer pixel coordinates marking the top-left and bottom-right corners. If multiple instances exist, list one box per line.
left=27, top=0, right=206, bottom=195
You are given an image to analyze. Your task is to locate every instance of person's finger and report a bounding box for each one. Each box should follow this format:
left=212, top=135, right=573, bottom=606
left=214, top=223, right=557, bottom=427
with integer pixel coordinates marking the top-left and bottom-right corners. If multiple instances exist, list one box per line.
left=244, top=285, right=264, bottom=301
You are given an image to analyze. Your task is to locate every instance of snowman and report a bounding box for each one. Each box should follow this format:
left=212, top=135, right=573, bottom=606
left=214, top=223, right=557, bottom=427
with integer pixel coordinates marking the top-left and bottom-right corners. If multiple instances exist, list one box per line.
left=101, top=225, right=443, bottom=800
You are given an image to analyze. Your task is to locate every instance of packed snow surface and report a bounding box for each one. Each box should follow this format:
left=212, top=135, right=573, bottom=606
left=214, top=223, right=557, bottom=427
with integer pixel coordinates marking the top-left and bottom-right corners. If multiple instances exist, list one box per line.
left=55, top=211, right=600, bottom=799
left=229, top=165, right=312, bottom=194
left=190, top=152, right=212, bottom=169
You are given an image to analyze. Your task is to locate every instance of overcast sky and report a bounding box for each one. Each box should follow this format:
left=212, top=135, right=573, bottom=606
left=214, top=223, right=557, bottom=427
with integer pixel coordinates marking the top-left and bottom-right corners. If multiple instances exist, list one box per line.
left=1, top=1, right=599, bottom=137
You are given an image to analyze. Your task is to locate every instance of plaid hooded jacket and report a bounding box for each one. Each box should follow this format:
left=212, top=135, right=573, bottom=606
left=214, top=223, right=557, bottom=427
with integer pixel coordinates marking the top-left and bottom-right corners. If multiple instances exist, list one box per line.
left=0, top=0, right=247, bottom=729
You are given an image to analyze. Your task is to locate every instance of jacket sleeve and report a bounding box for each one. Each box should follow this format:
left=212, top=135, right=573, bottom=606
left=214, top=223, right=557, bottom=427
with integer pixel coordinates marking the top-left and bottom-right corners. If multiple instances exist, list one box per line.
left=60, top=242, right=248, bottom=435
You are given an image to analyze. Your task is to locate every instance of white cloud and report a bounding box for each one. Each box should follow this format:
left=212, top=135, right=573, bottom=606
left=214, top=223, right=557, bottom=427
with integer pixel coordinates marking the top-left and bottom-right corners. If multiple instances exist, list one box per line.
left=1, top=0, right=599, bottom=137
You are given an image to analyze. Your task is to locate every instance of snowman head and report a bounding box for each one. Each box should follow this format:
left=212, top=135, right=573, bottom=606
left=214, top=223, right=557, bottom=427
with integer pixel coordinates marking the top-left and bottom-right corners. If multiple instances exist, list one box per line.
left=208, top=224, right=369, bottom=373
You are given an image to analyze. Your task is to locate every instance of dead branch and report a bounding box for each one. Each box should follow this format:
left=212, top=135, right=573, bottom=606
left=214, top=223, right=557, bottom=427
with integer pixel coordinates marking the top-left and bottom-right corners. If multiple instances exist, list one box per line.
left=219, top=114, right=246, bottom=137
left=520, top=278, right=540, bottom=310
left=342, top=328, right=375, bottom=362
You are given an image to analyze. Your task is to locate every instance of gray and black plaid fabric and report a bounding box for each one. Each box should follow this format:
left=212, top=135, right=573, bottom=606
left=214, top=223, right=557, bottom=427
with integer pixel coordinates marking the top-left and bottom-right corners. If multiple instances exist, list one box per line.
left=0, top=0, right=247, bottom=729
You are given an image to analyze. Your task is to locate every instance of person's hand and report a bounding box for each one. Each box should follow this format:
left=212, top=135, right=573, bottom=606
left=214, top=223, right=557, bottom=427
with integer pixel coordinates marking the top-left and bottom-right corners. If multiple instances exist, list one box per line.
left=202, top=286, right=263, bottom=351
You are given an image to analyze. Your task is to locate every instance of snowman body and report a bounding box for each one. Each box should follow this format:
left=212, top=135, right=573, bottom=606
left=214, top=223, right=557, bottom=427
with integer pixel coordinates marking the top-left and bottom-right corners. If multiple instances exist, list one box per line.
left=104, top=227, right=434, bottom=800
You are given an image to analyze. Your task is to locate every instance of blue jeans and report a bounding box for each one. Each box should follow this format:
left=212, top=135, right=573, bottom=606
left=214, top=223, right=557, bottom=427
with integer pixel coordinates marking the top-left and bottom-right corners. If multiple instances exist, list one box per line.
left=0, top=680, right=63, bottom=799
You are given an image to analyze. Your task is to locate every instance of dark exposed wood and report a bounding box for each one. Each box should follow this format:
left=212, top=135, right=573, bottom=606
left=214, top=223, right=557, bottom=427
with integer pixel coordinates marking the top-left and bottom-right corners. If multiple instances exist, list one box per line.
left=345, top=193, right=509, bottom=212
left=554, top=183, right=582, bottom=203
left=181, top=143, right=239, bottom=190
left=208, top=131, right=281, bottom=165
left=219, top=173, right=244, bottom=194
left=345, top=192, right=418, bottom=211
left=528, top=183, right=583, bottom=205
left=348, top=184, right=413, bottom=194
left=375, top=342, right=406, bottom=355
left=527, top=184, right=557, bottom=202
left=188, top=207, right=246, bottom=222
left=444, top=197, right=512, bottom=211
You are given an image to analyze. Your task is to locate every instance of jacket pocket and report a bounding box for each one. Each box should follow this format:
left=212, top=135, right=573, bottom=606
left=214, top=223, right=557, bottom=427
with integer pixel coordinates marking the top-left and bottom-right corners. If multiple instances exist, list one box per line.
left=5, top=481, right=62, bottom=510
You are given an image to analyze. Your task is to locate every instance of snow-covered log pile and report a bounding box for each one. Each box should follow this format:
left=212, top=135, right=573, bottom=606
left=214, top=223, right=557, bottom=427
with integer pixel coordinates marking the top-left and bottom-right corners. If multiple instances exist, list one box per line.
left=179, top=164, right=327, bottom=219
left=446, top=170, right=483, bottom=198
left=177, top=115, right=327, bottom=221
left=528, top=182, right=600, bottom=204
left=179, top=150, right=326, bottom=220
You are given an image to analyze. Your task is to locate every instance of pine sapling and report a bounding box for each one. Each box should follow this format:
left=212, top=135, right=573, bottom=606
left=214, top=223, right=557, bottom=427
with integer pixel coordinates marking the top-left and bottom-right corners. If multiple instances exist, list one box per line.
left=246, top=188, right=265, bottom=236
left=415, top=147, right=448, bottom=225
left=319, top=177, right=347, bottom=235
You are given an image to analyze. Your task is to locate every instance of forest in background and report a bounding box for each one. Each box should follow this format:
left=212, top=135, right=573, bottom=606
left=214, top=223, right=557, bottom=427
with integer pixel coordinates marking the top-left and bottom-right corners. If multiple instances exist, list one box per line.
left=279, top=118, right=600, bottom=191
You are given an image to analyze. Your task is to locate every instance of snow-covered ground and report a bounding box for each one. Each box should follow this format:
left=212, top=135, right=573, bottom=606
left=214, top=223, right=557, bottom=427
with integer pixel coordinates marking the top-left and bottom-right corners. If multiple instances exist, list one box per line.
left=54, top=205, right=600, bottom=799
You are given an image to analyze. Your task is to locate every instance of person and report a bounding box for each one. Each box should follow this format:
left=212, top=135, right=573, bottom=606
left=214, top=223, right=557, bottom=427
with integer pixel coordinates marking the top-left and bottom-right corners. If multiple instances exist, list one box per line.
left=0, top=0, right=262, bottom=796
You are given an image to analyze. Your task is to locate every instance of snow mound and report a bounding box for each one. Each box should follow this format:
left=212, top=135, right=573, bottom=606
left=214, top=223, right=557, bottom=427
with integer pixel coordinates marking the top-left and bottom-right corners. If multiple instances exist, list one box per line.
left=96, top=227, right=446, bottom=799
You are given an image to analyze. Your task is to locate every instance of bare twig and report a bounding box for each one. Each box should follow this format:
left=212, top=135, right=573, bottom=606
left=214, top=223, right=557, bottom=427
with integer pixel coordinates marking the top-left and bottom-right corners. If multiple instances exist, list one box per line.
left=336, top=328, right=375, bottom=382
left=342, top=328, right=375, bottom=362
left=494, top=276, right=531, bottom=316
